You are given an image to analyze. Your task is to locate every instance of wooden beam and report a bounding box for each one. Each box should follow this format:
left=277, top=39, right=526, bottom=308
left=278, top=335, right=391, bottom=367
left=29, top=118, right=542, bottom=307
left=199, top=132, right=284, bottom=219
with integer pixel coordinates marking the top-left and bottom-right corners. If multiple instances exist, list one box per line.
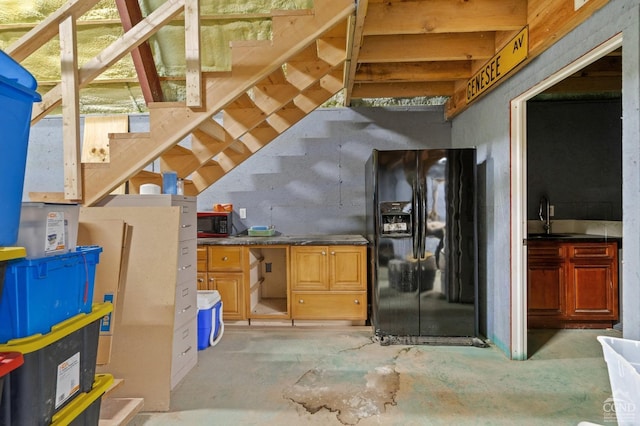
left=527, top=0, right=609, bottom=54
left=5, top=0, right=101, bottom=62
left=445, top=0, right=610, bottom=118
left=115, top=0, right=164, bottom=104
left=355, top=61, right=472, bottom=83
left=184, top=0, right=202, bottom=108
left=59, top=16, right=82, bottom=201
left=364, top=0, right=527, bottom=36
left=345, top=0, right=368, bottom=105
left=31, top=0, right=185, bottom=124
left=351, top=81, right=455, bottom=99
left=358, top=32, right=495, bottom=63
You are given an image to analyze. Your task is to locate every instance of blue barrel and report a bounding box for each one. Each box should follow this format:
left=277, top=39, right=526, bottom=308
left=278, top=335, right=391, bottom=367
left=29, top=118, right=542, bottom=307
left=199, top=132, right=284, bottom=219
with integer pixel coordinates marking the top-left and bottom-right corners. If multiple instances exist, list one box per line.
left=0, top=50, right=42, bottom=246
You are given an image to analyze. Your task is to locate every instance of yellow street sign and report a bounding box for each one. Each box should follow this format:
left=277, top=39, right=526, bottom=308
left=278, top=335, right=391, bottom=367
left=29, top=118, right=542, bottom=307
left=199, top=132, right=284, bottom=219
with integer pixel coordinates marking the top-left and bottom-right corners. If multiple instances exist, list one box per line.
left=467, top=26, right=529, bottom=102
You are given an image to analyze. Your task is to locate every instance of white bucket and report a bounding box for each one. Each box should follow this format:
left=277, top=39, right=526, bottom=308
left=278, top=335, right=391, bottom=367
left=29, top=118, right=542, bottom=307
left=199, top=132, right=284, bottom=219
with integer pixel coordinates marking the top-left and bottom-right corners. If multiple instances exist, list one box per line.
left=140, top=183, right=161, bottom=195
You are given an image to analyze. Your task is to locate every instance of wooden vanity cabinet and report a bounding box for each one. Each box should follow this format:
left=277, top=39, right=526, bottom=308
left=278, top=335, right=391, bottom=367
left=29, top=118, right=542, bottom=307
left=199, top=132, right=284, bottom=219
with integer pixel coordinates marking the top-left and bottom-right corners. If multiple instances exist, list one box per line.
left=290, top=245, right=367, bottom=320
left=528, top=240, right=618, bottom=328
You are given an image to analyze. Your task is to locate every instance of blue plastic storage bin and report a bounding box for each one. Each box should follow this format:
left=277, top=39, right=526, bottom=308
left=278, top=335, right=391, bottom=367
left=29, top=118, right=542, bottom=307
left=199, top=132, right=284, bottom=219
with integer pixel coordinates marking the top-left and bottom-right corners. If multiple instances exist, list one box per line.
left=0, top=50, right=42, bottom=247
left=0, top=246, right=102, bottom=344
left=197, top=290, right=223, bottom=350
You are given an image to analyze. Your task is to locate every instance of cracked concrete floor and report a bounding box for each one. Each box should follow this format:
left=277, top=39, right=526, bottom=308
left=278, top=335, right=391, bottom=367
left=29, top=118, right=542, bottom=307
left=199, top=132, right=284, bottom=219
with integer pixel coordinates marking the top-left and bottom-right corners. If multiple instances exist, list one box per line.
left=129, top=326, right=621, bottom=426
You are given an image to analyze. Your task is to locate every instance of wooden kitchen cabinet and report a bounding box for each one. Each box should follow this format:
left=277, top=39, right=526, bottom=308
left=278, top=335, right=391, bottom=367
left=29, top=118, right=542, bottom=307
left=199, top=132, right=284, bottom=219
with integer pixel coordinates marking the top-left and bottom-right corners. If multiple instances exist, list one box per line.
left=197, top=245, right=246, bottom=320
left=527, top=244, right=566, bottom=317
left=528, top=240, right=618, bottom=328
left=291, top=245, right=367, bottom=320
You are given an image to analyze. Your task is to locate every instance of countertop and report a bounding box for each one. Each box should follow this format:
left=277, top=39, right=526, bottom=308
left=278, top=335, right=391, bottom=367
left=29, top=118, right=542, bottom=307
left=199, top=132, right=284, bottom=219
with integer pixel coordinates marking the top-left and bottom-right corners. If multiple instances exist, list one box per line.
left=526, top=233, right=622, bottom=246
left=198, top=234, right=369, bottom=246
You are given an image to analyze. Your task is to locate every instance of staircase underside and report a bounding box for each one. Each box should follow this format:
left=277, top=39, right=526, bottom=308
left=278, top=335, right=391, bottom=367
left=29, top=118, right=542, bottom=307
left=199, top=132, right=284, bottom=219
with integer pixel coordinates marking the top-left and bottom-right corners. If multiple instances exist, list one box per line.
left=25, top=0, right=355, bottom=206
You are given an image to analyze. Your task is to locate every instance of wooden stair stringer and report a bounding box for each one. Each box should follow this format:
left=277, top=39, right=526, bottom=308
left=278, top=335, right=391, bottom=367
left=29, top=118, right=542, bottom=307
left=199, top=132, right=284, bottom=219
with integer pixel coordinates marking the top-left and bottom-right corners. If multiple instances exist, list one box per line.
left=80, top=0, right=354, bottom=206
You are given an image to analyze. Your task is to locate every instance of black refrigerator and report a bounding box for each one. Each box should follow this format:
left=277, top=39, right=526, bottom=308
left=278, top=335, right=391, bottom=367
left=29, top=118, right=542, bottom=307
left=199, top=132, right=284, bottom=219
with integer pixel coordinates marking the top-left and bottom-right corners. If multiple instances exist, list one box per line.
left=365, top=149, right=483, bottom=346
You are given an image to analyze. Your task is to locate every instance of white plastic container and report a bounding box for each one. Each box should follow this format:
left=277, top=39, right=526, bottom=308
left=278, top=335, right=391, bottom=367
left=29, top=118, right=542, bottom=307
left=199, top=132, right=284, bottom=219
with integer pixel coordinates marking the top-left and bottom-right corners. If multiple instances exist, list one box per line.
left=16, top=202, right=80, bottom=258
left=597, top=336, right=640, bottom=426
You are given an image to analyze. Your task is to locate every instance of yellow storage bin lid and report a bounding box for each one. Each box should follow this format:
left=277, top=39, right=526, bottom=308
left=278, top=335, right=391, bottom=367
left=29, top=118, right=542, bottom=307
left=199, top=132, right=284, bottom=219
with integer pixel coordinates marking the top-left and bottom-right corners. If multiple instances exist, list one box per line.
left=0, top=246, right=26, bottom=261
left=0, top=302, right=113, bottom=354
left=50, top=373, right=114, bottom=426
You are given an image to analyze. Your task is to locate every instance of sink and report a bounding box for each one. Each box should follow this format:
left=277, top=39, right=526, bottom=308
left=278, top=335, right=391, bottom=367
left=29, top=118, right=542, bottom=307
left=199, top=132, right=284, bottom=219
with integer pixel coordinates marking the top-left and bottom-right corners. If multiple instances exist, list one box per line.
left=527, top=233, right=572, bottom=239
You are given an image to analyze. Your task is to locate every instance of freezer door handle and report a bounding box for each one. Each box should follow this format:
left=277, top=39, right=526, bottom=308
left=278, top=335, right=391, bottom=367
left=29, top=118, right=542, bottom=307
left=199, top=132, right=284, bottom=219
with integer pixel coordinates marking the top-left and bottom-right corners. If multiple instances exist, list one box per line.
left=412, top=180, right=420, bottom=259
left=419, top=180, right=427, bottom=259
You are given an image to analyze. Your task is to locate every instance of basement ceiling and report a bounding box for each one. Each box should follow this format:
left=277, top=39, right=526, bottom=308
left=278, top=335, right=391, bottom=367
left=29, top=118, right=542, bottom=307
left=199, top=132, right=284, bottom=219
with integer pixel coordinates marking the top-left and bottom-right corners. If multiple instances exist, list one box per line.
left=0, top=0, right=618, bottom=117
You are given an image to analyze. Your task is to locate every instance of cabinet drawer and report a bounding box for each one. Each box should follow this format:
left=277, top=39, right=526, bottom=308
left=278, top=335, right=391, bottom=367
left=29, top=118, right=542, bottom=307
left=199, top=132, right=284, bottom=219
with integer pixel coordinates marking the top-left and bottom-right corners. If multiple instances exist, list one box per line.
left=177, top=240, right=197, bottom=283
left=208, top=246, right=243, bottom=271
left=178, top=202, right=197, bottom=241
left=197, top=245, right=207, bottom=271
left=171, top=320, right=197, bottom=389
left=292, top=291, right=366, bottom=320
left=570, top=243, right=616, bottom=259
left=174, top=281, right=197, bottom=328
left=528, top=244, right=565, bottom=259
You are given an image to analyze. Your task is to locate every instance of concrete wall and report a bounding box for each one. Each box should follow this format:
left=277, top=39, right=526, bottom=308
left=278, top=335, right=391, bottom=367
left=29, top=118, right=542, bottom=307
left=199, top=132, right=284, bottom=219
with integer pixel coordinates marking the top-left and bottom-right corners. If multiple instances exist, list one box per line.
left=451, top=0, right=640, bottom=355
left=22, top=115, right=151, bottom=196
left=196, top=107, right=452, bottom=234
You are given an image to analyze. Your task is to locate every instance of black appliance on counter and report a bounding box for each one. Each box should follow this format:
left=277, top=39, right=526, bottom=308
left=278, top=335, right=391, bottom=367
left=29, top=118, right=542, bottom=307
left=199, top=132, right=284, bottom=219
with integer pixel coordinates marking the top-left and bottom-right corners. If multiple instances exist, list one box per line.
left=197, top=212, right=232, bottom=237
left=365, top=149, right=484, bottom=346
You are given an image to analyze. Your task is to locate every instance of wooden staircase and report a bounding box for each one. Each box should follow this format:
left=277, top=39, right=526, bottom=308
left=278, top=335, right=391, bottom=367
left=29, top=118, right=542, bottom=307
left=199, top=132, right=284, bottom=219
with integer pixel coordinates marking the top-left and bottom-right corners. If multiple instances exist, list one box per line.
left=73, top=0, right=355, bottom=205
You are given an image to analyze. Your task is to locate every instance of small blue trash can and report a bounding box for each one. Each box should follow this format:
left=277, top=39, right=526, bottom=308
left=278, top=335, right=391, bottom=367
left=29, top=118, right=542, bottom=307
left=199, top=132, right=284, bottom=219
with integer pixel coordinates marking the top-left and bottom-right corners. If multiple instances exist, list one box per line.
left=197, top=290, right=223, bottom=350
left=0, top=50, right=42, bottom=247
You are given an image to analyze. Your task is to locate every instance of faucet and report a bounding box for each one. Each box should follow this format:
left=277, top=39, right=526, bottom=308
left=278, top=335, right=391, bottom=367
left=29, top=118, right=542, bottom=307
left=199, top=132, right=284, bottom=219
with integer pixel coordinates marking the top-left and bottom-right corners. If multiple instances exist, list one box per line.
left=538, top=196, right=551, bottom=234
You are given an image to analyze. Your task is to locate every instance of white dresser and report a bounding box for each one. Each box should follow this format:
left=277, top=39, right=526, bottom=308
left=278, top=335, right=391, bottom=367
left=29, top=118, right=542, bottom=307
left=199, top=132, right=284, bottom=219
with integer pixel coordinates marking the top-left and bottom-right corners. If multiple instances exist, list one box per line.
left=90, top=194, right=197, bottom=410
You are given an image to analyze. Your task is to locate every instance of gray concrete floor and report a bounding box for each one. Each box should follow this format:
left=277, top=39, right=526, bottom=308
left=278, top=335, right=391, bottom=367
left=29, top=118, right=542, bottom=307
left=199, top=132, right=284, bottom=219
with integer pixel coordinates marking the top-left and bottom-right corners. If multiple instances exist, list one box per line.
left=130, top=326, right=621, bottom=426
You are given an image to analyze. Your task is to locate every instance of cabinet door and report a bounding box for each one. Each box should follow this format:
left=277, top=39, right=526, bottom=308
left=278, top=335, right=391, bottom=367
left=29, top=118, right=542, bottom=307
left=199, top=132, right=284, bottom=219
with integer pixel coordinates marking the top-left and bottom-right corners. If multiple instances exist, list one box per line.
left=330, top=246, right=367, bottom=291
left=211, top=272, right=245, bottom=320
left=197, top=271, right=208, bottom=291
left=567, top=262, right=617, bottom=319
left=527, top=261, right=565, bottom=316
left=291, top=246, right=329, bottom=290
left=567, top=242, right=618, bottom=320
left=197, top=245, right=207, bottom=272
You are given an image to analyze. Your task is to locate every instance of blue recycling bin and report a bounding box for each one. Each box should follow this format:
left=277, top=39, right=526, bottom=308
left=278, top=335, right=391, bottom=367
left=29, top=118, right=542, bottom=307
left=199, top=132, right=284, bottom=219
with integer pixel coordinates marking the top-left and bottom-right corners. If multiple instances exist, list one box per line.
left=0, top=49, right=42, bottom=247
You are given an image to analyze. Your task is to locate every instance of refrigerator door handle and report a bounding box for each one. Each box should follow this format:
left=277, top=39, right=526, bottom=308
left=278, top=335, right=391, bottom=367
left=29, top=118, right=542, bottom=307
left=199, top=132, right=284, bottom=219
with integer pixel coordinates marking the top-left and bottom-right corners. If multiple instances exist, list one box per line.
left=412, top=180, right=420, bottom=259
left=419, top=180, right=427, bottom=259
